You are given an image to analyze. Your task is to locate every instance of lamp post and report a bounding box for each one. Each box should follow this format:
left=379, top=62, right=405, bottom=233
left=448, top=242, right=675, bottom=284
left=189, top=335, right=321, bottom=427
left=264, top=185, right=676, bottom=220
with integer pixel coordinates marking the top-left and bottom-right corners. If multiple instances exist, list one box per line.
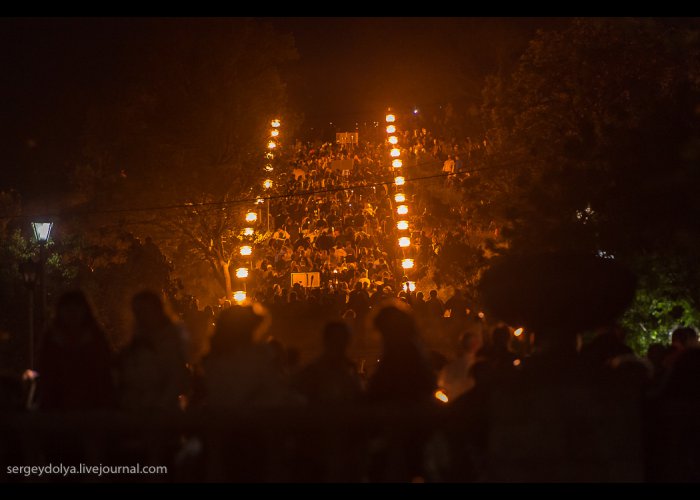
left=263, top=179, right=273, bottom=232
left=19, top=259, right=38, bottom=369
left=31, top=222, right=52, bottom=340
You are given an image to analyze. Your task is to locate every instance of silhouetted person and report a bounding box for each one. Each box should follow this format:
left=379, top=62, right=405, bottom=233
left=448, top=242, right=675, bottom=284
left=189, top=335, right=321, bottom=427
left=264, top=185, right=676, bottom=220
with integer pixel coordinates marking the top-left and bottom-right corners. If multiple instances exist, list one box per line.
left=580, top=325, right=633, bottom=369
left=663, top=327, right=698, bottom=371
left=117, top=291, right=189, bottom=412
left=647, top=348, right=700, bottom=482
left=294, top=321, right=362, bottom=406
left=477, top=326, right=517, bottom=378
left=202, top=304, right=300, bottom=481
left=445, top=289, right=469, bottom=321
left=426, top=289, right=445, bottom=319
left=291, top=321, right=365, bottom=481
left=366, top=301, right=436, bottom=481
left=38, top=290, right=115, bottom=410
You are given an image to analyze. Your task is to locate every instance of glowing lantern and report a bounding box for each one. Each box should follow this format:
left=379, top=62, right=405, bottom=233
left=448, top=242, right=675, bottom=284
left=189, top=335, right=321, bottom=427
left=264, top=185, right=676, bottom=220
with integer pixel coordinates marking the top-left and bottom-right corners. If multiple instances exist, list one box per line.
left=243, top=227, right=254, bottom=236
left=397, top=204, right=408, bottom=215
left=385, top=114, right=395, bottom=123
left=435, top=390, right=448, bottom=403
left=271, top=119, right=281, bottom=128
left=514, top=327, right=524, bottom=337
left=256, top=198, right=264, bottom=204
left=392, top=159, right=403, bottom=168
left=395, top=176, right=405, bottom=186
left=396, top=220, right=409, bottom=231
left=265, top=164, right=274, bottom=172
left=246, top=211, right=258, bottom=223
left=388, top=136, right=398, bottom=145
left=233, top=290, right=247, bottom=303
left=390, top=148, right=400, bottom=157
left=236, top=267, right=249, bottom=279
left=401, top=258, right=414, bottom=269
left=267, top=140, right=277, bottom=150
left=398, top=237, right=411, bottom=248
left=240, top=245, right=252, bottom=256
left=394, top=193, right=406, bottom=203
left=386, top=125, right=396, bottom=134
left=402, top=281, right=416, bottom=292
left=263, top=179, right=273, bottom=189
left=271, top=129, right=279, bottom=137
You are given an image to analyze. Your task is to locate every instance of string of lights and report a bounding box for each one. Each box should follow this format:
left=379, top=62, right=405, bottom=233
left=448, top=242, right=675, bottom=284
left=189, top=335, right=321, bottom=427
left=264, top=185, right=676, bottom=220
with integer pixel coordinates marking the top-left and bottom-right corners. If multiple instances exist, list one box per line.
left=6, top=159, right=526, bottom=223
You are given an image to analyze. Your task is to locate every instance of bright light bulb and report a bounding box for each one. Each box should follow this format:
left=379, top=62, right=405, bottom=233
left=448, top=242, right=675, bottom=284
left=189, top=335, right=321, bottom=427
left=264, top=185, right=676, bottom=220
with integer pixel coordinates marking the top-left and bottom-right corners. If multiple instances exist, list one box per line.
left=392, top=159, right=402, bottom=168
left=271, top=129, right=279, bottom=137
left=394, top=193, right=405, bottom=203
left=514, top=327, right=524, bottom=337
left=390, top=148, right=400, bottom=157
left=386, top=125, right=396, bottom=133
left=240, top=245, right=252, bottom=256
left=398, top=236, right=411, bottom=248
left=396, top=220, right=409, bottom=230
left=271, top=119, right=281, bottom=128
left=236, top=267, right=249, bottom=279
left=385, top=114, right=395, bottom=123
left=401, top=258, right=414, bottom=269
left=243, top=227, right=254, bottom=236
left=233, top=290, right=247, bottom=303
left=434, top=390, right=448, bottom=403
left=267, top=141, right=277, bottom=149
left=388, top=136, right=398, bottom=145
left=397, top=204, right=408, bottom=215
left=256, top=198, right=264, bottom=204
left=407, top=281, right=416, bottom=292
left=395, top=176, right=405, bottom=186
left=245, top=211, right=258, bottom=223
left=263, top=179, right=273, bottom=189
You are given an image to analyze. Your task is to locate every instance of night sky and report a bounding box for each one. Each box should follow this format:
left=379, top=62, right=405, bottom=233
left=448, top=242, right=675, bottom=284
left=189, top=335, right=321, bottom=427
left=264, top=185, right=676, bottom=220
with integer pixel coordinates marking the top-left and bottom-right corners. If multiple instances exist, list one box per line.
left=0, top=17, right=568, bottom=199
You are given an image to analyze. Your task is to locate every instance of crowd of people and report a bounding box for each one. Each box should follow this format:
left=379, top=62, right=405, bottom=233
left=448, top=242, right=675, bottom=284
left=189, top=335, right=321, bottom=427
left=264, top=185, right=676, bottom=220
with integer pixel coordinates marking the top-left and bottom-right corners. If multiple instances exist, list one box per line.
left=1, top=288, right=698, bottom=482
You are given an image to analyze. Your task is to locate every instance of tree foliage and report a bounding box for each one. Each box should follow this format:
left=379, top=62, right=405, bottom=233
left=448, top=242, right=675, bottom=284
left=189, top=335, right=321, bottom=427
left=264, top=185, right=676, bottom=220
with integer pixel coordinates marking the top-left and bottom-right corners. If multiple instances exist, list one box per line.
left=480, top=18, right=700, bottom=349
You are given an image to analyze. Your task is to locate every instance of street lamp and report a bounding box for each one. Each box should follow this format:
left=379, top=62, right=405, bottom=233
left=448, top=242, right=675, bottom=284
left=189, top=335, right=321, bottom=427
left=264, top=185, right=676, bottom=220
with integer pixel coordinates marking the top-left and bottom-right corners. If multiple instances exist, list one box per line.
left=263, top=179, right=273, bottom=232
left=31, top=221, right=53, bottom=367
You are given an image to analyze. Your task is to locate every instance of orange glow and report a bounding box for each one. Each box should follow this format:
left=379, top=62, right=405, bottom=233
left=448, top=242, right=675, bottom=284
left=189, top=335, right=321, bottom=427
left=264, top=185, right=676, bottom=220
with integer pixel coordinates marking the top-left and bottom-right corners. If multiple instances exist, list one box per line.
left=388, top=135, right=398, bottom=145
left=243, top=227, right=254, bottom=236
left=386, top=125, right=396, bottom=133
left=385, top=114, right=396, bottom=123
left=395, top=176, right=405, bottom=186
left=435, top=390, right=449, bottom=403
left=235, top=267, right=249, bottom=279
left=394, top=193, right=406, bottom=203
left=513, top=359, right=521, bottom=367
left=246, top=211, right=258, bottom=223
left=271, top=119, right=281, bottom=128
left=398, top=236, right=411, bottom=248
left=263, top=179, right=273, bottom=189
left=401, top=258, right=414, bottom=269
left=266, top=152, right=274, bottom=159
left=390, top=148, right=401, bottom=157
left=233, top=290, right=247, bottom=303
left=402, top=281, right=416, bottom=292
left=397, top=204, right=408, bottom=215
left=477, top=311, right=485, bottom=319
left=256, top=198, right=264, bottom=204
left=396, top=220, right=409, bottom=230
left=514, top=327, right=524, bottom=337
left=240, top=245, right=252, bottom=256
left=265, top=164, right=274, bottom=172
left=267, top=140, right=277, bottom=150
left=392, top=159, right=403, bottom=168
left=270, top=129, right=279, bottom=137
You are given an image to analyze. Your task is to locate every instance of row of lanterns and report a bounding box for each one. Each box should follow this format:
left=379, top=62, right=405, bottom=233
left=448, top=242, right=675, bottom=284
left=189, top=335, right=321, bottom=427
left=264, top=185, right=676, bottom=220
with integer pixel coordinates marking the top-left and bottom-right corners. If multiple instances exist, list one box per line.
left=386, top=111, right=415, bottom=291
left=233, top=118, right=281, bottom=303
